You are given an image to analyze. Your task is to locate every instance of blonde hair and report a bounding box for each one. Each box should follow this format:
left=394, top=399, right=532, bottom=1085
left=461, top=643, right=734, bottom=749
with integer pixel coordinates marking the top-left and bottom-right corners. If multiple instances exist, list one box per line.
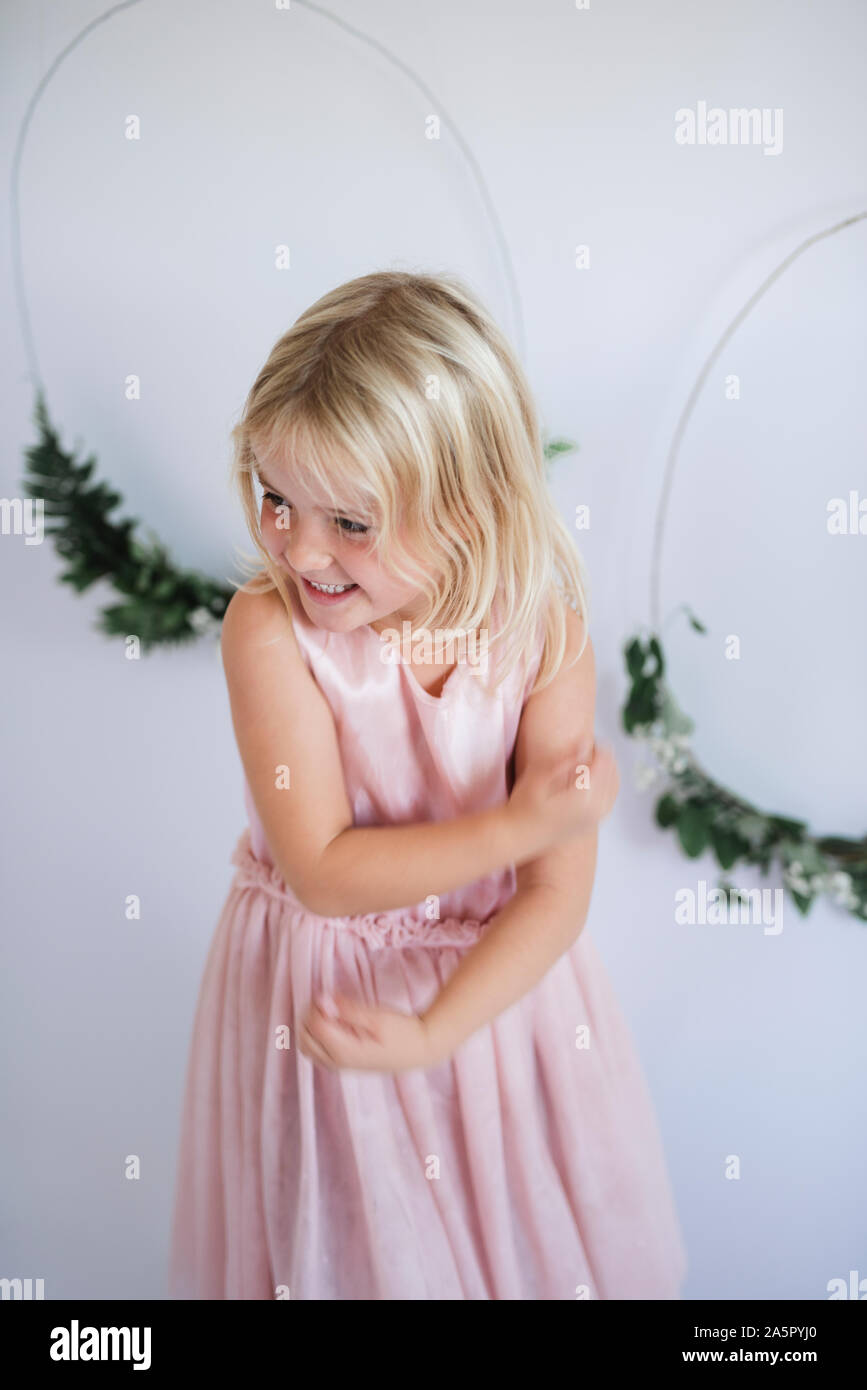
left=229, top=269, right=590, bottom=698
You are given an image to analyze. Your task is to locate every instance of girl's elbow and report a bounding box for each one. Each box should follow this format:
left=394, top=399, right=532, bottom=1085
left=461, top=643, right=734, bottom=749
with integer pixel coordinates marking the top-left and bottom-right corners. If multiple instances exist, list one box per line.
left=297, top=876, right=342, bottom=917
left=276, top=857, right=337, bottom=917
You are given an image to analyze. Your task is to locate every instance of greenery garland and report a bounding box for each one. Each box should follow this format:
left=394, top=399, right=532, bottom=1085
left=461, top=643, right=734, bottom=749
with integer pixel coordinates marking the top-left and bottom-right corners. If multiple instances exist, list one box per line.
left=623, top=615, right=867, bottom=923
left=627, top=214, right=867, bottom=927
left=21, top=393, right=232, bottom=647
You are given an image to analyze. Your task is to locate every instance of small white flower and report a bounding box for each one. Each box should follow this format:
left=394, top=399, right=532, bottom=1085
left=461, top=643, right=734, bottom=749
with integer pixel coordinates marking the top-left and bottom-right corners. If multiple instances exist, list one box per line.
left=650, top=739, right=676, bottom=767
left=190, top=606, right=221, bottom=637
left=828, top=882, right=859, bottom=910
left=783, top=864, right=810, bottom=892
left=634, top=762, right=660, bottom=792
left=830, top=871, right=853, bottom=891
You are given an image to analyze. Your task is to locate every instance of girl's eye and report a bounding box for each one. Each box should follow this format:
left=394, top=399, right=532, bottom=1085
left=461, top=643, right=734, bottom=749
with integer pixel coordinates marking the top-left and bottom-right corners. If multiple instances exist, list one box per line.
left=262, top=491, right=368, bottom=536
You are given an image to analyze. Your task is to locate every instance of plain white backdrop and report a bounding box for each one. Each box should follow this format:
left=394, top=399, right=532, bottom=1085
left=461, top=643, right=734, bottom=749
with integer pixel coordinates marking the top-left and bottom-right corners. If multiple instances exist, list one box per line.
left=2, top=0, right=865, bottom=1300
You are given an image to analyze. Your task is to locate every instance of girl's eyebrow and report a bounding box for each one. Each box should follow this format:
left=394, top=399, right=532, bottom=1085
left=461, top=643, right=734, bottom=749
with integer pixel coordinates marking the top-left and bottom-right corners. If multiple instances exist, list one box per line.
left=251, top=461, right=304, bottom=499
left=253, top=467, right=284, bottom=495
left=252, top=462, right=373, bottom=522
left=251, top=460, right=286, bottom=494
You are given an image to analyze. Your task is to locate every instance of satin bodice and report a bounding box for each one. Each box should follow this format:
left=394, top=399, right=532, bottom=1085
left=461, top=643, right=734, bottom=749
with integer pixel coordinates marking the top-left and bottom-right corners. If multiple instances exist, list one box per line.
left=242, top=590, right=546, bottom=922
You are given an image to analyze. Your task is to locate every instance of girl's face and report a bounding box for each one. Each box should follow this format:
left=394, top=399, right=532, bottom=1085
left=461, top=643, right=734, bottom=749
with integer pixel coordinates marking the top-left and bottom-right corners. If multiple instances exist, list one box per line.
left=254, top=445, right=430, bottom=636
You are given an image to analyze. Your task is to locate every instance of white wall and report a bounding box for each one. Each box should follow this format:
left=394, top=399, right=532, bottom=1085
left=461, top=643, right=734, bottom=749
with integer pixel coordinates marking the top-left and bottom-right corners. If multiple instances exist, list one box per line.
left=1, top=0, right=864, bottom=1300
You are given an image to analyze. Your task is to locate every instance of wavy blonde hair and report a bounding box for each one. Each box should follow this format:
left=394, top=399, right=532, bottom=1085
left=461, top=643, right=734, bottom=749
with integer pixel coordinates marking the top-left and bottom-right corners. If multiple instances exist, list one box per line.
left=228, top=269, right=590, bottom=698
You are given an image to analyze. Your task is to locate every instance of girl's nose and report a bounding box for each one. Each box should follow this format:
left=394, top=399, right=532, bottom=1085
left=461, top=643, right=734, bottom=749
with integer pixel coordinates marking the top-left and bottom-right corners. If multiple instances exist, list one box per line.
left=282, top=514, right=334, bottom=572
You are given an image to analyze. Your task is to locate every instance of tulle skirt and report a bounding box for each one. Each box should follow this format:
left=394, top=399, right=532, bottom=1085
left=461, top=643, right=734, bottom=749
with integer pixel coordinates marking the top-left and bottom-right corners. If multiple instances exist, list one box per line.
left=168, top=829, right=688, bottom=1299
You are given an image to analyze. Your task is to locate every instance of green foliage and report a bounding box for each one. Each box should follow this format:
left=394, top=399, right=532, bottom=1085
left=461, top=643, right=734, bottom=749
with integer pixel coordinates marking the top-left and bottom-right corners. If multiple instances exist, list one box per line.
left=542, top=435, right=578, bottom=481
left=21, top=392, right=234, bottom=651
left=623, top=625, right=867, bottom=924
left=542, top=436, right=578, bottom=461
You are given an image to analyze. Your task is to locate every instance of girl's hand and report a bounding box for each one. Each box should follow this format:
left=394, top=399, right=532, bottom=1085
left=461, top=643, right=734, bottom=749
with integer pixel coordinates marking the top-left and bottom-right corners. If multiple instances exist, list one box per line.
left=507, top=738, right=619, bottom=850
left=297, top=993, right=439, bottom=1073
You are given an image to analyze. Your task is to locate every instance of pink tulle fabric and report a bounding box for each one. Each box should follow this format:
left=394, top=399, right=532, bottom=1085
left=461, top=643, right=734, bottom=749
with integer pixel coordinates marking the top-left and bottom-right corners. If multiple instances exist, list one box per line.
left=169, top=595, right=688, bottom=1299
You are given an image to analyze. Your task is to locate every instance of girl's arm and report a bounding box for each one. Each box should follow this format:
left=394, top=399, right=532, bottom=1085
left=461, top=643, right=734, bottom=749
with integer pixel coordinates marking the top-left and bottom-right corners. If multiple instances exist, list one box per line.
left=420, top=834, right=599, bottom=1061
left=314, top=726, right=616, bottom=916
left=420, top=607, right=610, bottom=1060
left=221, top=587, right=605, bottom=917
left=311, top=801, right=549, bottom=916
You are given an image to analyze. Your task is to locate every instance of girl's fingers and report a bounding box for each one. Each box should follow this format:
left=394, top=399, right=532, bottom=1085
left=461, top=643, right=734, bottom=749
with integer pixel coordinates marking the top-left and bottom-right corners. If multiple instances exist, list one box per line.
left=303, top=1013, right=376, bottom=1068
left=299, top=1023, right=338, bottom=1069
left=316, top=1002, right=378, bottom=1042
left=300, top=999, right=389, bottom=1069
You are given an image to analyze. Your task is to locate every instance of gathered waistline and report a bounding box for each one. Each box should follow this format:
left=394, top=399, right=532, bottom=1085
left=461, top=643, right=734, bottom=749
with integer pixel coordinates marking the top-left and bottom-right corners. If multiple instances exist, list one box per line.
left=229, top=828, right=492, bottom=951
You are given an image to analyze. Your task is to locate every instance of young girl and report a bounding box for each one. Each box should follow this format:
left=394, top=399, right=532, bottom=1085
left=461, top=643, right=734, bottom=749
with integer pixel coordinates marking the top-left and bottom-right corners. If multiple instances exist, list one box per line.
left=168, top=270, right=688, bottom=1300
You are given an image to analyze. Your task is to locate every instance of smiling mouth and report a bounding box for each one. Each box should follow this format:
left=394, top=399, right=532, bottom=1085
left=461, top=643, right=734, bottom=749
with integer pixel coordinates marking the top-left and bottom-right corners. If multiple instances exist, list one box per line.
left=305, top=579, right=357, bottom=594
left=299, top=575, right=361, bottom=601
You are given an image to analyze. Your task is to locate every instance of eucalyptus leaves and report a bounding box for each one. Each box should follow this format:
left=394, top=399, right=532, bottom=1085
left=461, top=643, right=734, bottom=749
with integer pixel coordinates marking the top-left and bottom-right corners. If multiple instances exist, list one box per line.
left=623, top=619, right=867, bottom=923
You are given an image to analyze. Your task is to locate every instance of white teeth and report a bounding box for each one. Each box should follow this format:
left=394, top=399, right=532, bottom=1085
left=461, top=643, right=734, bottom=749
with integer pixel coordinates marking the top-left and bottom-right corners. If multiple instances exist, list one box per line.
left=308, top=580, right=354, bottom=594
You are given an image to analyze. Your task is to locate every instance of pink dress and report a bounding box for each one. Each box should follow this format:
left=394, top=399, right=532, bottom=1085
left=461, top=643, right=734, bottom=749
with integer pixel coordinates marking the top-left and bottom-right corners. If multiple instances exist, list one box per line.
left=169, top=595, right=688, bottom=1300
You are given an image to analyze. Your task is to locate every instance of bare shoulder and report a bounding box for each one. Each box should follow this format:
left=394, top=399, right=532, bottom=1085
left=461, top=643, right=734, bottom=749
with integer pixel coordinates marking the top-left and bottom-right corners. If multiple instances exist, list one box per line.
left=561, top=601, right=595, bottom=706
left=558, top=600, right=593, bottom=679
left=218, top=578, right=353, bottom=911
left=516, top=599, right=595, bottom=771
left=220, top=582, right=300, bottom=665
left=513, top=601, right=602, bottom=900
left=529, top=599, right=594, bottom=713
